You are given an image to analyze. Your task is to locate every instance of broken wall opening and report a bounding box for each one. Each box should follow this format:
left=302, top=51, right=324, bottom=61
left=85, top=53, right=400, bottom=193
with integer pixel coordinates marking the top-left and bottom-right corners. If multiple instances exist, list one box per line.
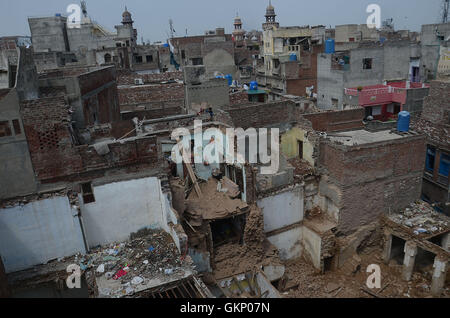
left=210, top=214, right=246, bottom=248
left=390, top=235, right=406, bottom=265
left=414, top=247, right=435, bottom=277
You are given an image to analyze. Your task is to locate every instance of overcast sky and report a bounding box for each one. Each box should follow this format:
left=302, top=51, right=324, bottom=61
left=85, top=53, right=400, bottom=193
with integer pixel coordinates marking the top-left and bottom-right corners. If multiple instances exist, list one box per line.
left=0, top=0, right=443, bottom=43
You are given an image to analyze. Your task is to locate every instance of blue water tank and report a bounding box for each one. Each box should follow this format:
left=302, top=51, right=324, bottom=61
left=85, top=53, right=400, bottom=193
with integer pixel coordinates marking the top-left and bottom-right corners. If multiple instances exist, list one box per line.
left=162, top=43, right=169, bottom=47
left=397, top=111, right=410, bottom=132
left=225, top=74, right=233, bottom=86
left=250, top=81, right=258, bottom=91
left=289, top=53, right=297, bottom=61
left=325, top=38, right=335, bottom=54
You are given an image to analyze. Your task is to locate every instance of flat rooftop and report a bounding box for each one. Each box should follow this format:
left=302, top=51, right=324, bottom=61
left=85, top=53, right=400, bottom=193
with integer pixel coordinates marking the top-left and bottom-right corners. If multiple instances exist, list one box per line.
left=328, top=129, right=415, bottom=146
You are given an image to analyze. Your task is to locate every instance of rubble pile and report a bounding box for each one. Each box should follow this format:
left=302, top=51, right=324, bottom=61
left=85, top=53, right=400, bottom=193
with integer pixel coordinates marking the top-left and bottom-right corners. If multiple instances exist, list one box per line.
left=389, top=201, right=449, bottom=236
left=79, top=229, right=192, bottom=297
left=288, top=158, right=314, bottom=182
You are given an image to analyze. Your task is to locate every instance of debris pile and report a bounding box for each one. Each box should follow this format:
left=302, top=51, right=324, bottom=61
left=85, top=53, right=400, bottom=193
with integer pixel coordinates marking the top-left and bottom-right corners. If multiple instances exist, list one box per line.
left=79, top=229, right=193, bottom=297
left=388, top=201, right=449, bottom=236
left=288, top=158, right=314, bottom=182
left=185, top=178, right=249, bottom=224
left=213, top=206, right=282, bottom=280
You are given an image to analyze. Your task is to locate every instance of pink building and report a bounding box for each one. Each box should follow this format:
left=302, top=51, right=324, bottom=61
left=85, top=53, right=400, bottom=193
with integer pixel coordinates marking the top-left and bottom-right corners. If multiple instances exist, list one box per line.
left=344, top=81, right=430, bottom=121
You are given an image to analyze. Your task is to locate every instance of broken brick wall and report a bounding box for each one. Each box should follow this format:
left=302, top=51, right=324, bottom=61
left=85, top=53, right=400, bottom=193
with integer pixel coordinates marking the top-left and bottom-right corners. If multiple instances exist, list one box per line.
left=20, top=96, right=84, bottom=181
left=21, top=96, right=162, bottom=183
left=319, top=135, right=426, bottom=234
left=302, top=108, right=364, bottom=132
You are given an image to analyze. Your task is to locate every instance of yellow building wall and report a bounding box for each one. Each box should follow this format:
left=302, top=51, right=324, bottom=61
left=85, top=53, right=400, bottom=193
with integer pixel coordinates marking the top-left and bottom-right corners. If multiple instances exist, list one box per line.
left=281, top=127, right=315, bottom=166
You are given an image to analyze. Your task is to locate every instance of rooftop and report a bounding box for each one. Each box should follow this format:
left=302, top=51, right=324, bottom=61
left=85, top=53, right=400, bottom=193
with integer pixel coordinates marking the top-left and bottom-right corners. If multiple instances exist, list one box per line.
left=327, top=129, right=418, bottom=146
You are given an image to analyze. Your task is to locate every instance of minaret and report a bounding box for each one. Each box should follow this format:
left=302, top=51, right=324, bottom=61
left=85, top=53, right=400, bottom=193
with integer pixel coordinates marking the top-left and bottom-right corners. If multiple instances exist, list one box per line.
left=233, top=13, right=246, bottom=44
left=263, top=1, right=279, bottom=30
left=122, top=6, right=134, bottom=26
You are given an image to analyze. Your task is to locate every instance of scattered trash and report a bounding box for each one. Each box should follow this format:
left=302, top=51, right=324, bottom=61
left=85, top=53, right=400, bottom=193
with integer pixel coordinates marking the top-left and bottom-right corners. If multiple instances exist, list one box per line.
left=96, top=264, right=105, bottom=273
left=131, top=276, right=144, bottom=285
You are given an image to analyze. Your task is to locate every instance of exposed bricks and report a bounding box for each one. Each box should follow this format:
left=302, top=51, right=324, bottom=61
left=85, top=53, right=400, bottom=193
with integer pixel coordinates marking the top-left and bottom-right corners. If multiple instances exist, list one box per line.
left=319, top=134, right=426, bottom=234
left=223, top=100, right=300, bottom=129
left=20, top=96, right=162, bottom=182
left=303, top=108, right=365, bottom=132
left=116, top=70, right=183, bottom=86
left=229, top=91, right=249, bottom=106
left=118, top=84, right=185, bottom=107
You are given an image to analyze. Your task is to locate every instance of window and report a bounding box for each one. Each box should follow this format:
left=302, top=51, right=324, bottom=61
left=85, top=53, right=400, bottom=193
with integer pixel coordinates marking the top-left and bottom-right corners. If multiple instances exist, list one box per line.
left=363, top=58, right=373, bottom=70
left=0, top=121, right=12, bottom=137
left=135, top=55, right=143, bottom=63
left=146, top=55, right=153, bottom=63
left=425, top=146, right=436, bottom=173
left=372, top=105, right=382, bottom=116
left=12, top=119, right=21, bottom=135
left=331, top=98, right=338, bottom=108
left=298, top=140, right=303, bottom=159
left=104, top=53, right=112, bottom=63
left=192, top=58, right=203, bottom=65
left=81, top=182, right=95, bottom=204
left=181, top=50, right=186, bottom=59
left=438, top=153, right=450, bottom=185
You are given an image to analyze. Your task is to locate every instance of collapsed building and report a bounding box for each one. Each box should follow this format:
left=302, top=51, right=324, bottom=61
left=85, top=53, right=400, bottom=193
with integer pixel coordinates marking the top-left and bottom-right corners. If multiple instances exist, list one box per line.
left=0, top=3, right=449, bottom=300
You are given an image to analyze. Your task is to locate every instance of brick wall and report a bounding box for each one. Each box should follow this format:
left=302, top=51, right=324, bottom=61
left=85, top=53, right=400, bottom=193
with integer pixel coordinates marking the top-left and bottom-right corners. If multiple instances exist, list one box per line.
left=21, top=97, right=162, bottom=183
left=421, top=81, right=450, bottom=125
left=319, top=135, right=426, bottom=234
left=21, top=97, right=84, bottom=180
left=121, top=107, right=183, bottom=121
left=223, top=100, right=300, bottom=129
left=229, top=91, right=249, bottom=106
left=118, top=83, right=185, bottom=107
left=117, top=70, right=183, bottom=86
left=302, top=108, right=364, bottom=132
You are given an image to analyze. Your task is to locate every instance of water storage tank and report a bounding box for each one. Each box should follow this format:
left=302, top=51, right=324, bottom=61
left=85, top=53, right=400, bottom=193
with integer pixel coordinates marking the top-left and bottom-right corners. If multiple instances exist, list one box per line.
left=225, top=74, right=233, bottom=86
left=250, top=81, right=258, bottom=90
left=162, top=43, right=169, bottom=47
left=325, top=39, right=335, bottom=54
left=397, top=111, right=410, bottom=132
left=289, top=53, right=297, bottom=61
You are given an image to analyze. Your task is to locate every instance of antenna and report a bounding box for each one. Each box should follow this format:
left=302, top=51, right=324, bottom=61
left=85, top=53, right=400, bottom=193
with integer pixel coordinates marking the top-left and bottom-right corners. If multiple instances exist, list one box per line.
left=442, top=0, right=449, bottom=23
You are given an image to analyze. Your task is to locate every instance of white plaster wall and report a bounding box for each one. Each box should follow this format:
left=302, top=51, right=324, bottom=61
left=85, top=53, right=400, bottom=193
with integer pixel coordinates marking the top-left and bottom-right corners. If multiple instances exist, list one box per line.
left=0, top=196, right=86, bottom=273
left=80, top=177, right=167, bottom=248
left=267, top=227, right=303, bottom=261
left=258, top=186, right=304, bottom=233
left=302, top=226, right=322, bottom=270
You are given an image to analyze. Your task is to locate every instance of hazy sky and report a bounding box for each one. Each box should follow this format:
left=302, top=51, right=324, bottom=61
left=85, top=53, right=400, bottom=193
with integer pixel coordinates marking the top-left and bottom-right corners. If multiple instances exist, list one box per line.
left=0, top=0, right=444, bottom=43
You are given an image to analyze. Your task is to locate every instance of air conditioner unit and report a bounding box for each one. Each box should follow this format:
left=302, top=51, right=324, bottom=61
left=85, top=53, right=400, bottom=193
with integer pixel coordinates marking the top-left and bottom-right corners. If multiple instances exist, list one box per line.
left=134, top=78, right=144, bottom=85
